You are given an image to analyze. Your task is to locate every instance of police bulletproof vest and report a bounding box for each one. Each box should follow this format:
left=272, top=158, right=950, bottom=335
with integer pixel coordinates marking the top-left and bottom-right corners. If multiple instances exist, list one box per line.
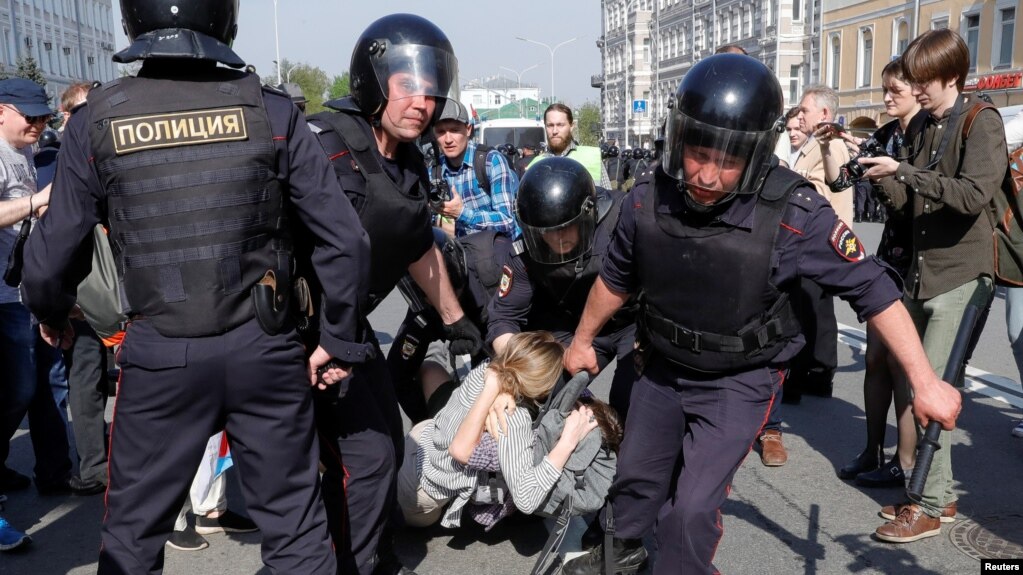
left=635, top=169, right=803, bottom=373
left=309, top=111, right=431, bottom=309
left=88, top=71, right=287, bottom=338
left=522, top=190, right=629, bottom=329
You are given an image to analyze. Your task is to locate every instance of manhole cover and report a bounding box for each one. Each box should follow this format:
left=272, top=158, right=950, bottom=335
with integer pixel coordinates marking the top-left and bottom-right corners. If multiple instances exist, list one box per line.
left=950, top=515, right=1023, bottom=560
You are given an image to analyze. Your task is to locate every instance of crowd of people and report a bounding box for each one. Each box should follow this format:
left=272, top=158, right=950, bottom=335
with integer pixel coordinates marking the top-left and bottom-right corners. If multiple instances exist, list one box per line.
left=0, top=4, right=1021, bottom=575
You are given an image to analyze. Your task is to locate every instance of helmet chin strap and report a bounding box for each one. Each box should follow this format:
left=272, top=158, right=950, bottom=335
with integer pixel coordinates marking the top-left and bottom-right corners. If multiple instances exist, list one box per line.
left=680, top=181, right=736, bottom=214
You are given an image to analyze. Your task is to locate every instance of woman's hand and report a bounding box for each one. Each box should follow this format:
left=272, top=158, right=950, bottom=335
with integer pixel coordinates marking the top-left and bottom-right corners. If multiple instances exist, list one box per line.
left=485, top=409, right=503, bottom=441
left=487, top=392, right=516, bottom=438
left=833, top=132, right=865, bottom=155
left=812, top=123, right=840, bottom=144
left=558, top=405, right=599, bottom=449
left=859, top=156, right=901, bottom=181
left=546, top=405, right=601, bottom=470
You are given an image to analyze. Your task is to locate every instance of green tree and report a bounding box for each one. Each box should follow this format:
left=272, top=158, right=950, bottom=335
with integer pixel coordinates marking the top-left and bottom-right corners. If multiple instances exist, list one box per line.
left=328, top=72, right=350, bottom=100
left=575, top=102, right=601, bottom=146
left=267, top=59, right=330, bottom=114
left=11, top=57, right=46, bottom=89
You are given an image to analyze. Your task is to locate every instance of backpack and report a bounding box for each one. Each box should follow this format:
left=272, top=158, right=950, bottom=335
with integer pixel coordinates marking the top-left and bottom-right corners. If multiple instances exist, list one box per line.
left=960, top=101, right=1023, bottom=286
left=528, top=371, right=617, bottom=575
left=433, top=144, right=495, bottom=195
left=76, top=225, right=129, bottom=341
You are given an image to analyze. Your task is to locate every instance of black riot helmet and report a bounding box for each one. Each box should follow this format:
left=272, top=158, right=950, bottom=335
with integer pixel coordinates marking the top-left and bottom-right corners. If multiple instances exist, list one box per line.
left=516, top=157, right=597, bottom=265
left=497, top=143, right=517, bottom=161
left=114, top=0, right=243, bottom=67
left=348, top=14, right=459, bottom=117
left=606, top=145, right=619, bottom=158
left=632, top=147, right=645, bottom=160
left=38, top=129, right=60, bottom=150
left=663, top=53, right=783, bottom=200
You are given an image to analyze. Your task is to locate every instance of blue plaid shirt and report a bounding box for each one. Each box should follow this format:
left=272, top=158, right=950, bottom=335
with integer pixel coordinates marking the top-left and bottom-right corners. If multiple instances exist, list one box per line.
left=440, top=141, right=520, bottom=238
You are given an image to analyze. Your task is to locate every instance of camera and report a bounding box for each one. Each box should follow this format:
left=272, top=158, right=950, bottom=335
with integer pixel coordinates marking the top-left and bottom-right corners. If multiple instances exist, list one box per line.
left=842, top=138, right=888, bottom=181
left=428, top=178, right=451, bottom=212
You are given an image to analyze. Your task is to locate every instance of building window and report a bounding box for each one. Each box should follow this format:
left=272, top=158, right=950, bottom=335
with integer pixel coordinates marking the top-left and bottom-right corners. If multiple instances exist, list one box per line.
left=789, top=65, right=800, bottom=105
left=858, top=28, right=873, bottom=88
left=932, top=17, right=949, bottom=30
left=793, top=0, right=801, bottom=22
left=830, top=35, right=841, bottom=89
left=896, top=20, right=909, bottom=55
left=643, top=37, right=650, bottom=64
left=744, top=6, right=752, bottom=36
left=964, top=13, right=980, bottom=71
left=996, top=7, right=1015, bottom=68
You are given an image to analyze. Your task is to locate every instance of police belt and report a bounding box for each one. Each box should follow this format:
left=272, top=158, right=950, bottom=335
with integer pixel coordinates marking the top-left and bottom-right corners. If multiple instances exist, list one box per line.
left=642, top=306, right=792, bottom=355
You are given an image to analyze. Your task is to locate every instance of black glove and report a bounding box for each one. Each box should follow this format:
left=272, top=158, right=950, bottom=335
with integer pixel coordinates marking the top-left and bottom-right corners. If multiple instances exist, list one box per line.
left=444, top=316, right=483, bottom=356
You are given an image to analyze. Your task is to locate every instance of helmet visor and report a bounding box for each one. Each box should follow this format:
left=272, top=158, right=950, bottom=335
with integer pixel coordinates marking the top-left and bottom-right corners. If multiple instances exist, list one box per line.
left=520, top=207, right=596, bottom=265
left=662, top=110, right=779, bottom=196
left=370, top=43, right=459, bottom=103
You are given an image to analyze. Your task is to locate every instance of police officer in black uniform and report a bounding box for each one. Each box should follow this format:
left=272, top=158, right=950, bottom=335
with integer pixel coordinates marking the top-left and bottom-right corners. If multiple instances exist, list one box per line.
left=488, top=157, right=636, bottom=419
left=305, top=14, right=481, bottom=575
left=561, top=54, right=963, bottom=575
left=388, top=228, right=509, bottom=423
left=20, top=1, right=367, bottom=573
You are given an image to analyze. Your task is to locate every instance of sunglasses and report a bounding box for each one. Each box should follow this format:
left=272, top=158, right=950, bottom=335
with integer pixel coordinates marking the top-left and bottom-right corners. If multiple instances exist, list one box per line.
left=2, top=105, right=51, bottom=125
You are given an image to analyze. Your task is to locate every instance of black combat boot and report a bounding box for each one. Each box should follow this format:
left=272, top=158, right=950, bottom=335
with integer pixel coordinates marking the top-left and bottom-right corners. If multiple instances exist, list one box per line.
left=562, top=537, right=647, bottom=575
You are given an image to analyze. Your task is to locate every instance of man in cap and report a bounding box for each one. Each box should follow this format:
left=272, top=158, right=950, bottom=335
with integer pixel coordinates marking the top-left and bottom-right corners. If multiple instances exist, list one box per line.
left=431, top=99, right=519, bottom=238
left=0, top=78, right=72, bottom=499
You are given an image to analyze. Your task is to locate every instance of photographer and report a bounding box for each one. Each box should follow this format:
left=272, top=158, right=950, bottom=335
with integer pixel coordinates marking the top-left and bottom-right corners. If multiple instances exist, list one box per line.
left=431, top=100, right=520, bottom=239
left=823, top=58, right=926, bottom=489
left=861, top=29, right=1005, bottom=543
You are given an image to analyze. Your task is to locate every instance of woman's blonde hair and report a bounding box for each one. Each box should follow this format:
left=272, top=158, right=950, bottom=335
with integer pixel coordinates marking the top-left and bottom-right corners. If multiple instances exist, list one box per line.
left=489, top=331, right=564, bottom=405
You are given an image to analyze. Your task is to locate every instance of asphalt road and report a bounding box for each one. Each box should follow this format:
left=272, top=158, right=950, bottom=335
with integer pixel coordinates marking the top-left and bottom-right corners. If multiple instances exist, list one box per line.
left=3, top=221, right=1022, bottom=575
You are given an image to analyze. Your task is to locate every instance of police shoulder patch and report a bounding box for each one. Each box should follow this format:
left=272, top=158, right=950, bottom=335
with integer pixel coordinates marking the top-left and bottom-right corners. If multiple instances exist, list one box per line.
left=498, top=265, right=513, bottom=298
left=830, top=220, right=865, bottom=262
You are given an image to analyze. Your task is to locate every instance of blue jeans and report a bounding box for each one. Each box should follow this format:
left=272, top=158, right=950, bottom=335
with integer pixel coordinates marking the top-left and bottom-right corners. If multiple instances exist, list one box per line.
left=0, top=302, right=72, bottom=483
left=1006, top=287, right=1023, bottom=383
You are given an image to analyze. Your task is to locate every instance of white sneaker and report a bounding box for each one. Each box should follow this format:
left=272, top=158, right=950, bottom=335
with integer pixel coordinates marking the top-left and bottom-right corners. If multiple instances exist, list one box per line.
left=1012, top=421, right=1023, bottom=438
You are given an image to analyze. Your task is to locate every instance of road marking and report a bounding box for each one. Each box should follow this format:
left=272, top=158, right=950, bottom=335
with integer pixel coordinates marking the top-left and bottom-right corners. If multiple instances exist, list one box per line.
left=838, top=322, right=1023, bottom=409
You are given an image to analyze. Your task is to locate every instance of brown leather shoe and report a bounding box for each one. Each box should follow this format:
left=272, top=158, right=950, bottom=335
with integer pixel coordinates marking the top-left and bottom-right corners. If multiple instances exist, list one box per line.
left=758, top=429, right=788, bottom=467
left=880, top=500, right=957, bottom=524
left=874, top=503, right=941, bottom=543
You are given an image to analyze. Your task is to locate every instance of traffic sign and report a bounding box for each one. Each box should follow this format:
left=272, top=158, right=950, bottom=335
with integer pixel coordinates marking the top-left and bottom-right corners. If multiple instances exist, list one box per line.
left=632, top=99, right=647, bottom=114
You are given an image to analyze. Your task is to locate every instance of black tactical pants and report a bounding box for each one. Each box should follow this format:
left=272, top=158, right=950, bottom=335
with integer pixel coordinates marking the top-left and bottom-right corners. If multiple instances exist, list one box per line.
left=98, top=318, right=335, bottom=575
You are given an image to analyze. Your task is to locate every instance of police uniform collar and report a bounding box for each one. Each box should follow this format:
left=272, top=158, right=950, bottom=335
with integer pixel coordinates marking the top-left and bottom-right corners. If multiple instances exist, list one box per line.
left=113, top=29, right=245, bottom=69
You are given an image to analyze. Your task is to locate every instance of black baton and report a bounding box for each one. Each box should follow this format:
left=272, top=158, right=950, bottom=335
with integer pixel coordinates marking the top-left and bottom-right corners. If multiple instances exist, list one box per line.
left=906, top=304, right=981, bottom=502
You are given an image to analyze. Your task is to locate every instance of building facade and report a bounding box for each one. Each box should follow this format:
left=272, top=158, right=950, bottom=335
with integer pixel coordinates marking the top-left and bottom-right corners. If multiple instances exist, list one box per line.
left=460, top=75, right=542, bottom=120
left=597, top=0, right=821, bottom=149
left=821, top=0, right=1023, bottom=126
left=0, top=0, right=117, bottom=105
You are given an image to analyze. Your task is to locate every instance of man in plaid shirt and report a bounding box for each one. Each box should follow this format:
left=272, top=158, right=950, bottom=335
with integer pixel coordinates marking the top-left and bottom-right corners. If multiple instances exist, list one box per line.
left=433, top=100, right=520, bottom=238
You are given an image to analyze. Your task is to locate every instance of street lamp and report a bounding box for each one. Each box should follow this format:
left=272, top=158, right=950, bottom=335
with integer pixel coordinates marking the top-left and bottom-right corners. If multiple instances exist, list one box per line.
left=274, top=60, right=299, bottom=84
left=500, top=63, right=541, bottom=118
left=515, top=36, right=577, bottom=104
left=273, top=0, right=282, bottom=85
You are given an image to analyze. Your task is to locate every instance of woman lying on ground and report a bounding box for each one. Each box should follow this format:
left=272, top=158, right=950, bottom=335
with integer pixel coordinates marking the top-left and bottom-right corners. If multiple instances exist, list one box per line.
left=396, top=331, right=621, bottom=529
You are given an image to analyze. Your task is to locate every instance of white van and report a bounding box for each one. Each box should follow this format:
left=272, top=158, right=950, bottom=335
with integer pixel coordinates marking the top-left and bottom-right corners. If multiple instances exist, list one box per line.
left=476, top=118, right=546, bottom=151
